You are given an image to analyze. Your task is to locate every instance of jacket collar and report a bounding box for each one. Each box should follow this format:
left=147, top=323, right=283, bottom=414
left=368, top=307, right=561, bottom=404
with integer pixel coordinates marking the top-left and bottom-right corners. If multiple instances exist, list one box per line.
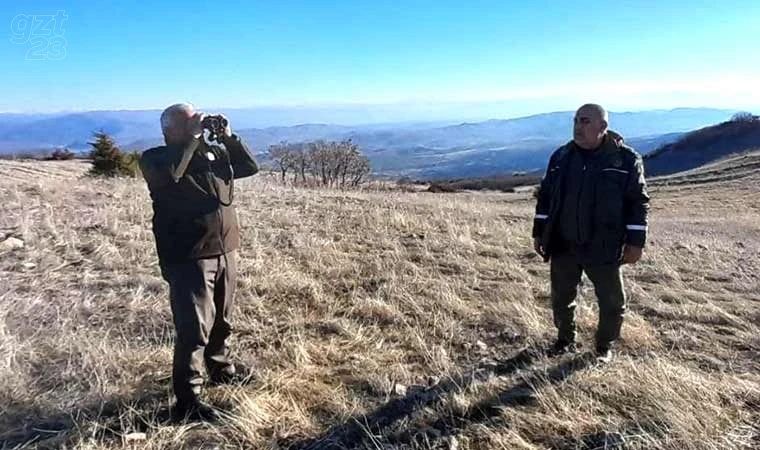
left=568, top=130, right=624, bottom=156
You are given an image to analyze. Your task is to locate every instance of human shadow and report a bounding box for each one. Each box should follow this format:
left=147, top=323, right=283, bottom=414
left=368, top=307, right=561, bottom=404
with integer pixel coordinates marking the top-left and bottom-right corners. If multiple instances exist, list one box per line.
left=286, top=345, right=546, bottom=450
left=386, top=353, right=593, bottom=447
left=0, top=376, right=176, bottom=449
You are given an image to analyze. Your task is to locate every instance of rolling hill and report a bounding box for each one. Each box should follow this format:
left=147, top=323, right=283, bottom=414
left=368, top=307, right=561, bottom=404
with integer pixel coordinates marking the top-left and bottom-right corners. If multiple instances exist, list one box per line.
left=0, top=107, right=737, bottom=178
left=644, top=116, right=760, bottom=176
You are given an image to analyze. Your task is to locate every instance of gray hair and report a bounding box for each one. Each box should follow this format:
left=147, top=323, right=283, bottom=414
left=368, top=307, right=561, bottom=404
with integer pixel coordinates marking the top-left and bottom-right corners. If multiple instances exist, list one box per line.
left=160, top=103, right=194, bottom=133
left=577, top=103, right=609, bottom=124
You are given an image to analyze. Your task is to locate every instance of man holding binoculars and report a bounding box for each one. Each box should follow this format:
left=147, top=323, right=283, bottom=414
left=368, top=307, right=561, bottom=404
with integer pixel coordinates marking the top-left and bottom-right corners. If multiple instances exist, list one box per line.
left=139, top=103, right=259, bottom=421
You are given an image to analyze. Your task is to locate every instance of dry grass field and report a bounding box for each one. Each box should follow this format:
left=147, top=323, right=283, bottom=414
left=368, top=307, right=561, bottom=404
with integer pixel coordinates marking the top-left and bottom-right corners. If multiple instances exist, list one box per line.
left=1, top=155, right=759, bottom=449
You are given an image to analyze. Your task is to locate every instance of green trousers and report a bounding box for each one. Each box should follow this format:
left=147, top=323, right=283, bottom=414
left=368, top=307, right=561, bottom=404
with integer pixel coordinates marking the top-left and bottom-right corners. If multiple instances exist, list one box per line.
left=161, top=252, right=237, bottom=403
left=550, top=251, right=626, bottom=349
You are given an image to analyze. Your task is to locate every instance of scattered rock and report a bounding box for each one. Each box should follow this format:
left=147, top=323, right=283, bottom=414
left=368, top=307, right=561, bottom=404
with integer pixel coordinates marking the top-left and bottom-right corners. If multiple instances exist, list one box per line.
left=124, top=432, right=146, bottom=443
left=393, top=383, right=407, bottom=396
left=426, top=375, right=441, bottom=387
left=0, top=237, right=24, bottom=251
left=673, top=242, right=691, bottom=251
left=476, top=340, right=488, bottom=351
left=79, top=299, right=95, bottom=316
left=479, top=358, right=499, bottom=371
left=447, top=435, right=459, bottom=450
left=22, top=262, right=36, bottom=270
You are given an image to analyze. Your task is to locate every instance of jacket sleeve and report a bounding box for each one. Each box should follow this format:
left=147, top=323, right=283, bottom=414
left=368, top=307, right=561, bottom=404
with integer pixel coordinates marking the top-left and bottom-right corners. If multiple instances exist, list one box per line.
left=532, top=151, right=557, bottom=239
left=623, top=154, right=650, bottom=247
left=222, top=133, right=259, bottom=179
left=139, top=139, right=201, bottom=192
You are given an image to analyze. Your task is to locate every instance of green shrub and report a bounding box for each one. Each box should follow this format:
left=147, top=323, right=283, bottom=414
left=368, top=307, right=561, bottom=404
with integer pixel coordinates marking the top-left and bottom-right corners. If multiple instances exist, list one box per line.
left=88, top=132, right=139, bottom=177
left=47, top=148, right=76, bottom=160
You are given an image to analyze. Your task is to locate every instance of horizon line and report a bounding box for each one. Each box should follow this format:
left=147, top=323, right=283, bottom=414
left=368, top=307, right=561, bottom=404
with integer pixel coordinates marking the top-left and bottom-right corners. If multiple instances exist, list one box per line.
left=0, top=103, right=747, bottom=116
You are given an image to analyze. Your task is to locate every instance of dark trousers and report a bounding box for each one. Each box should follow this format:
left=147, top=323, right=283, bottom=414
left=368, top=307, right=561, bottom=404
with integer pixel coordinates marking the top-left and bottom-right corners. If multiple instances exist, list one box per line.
left=550, top=251, right=626, bottom=349
left=161, top=252, right=237, bottom=403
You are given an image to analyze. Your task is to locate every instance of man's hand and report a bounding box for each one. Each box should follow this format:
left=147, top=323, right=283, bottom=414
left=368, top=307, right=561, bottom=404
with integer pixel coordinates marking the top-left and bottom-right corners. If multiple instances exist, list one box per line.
left=534, top=238, right=546, bottom=258
left=220, top=114, right=232, bottom=138
left=621, top=245, right=643, bottom=265
left=187, top=112, right=205, bottom=139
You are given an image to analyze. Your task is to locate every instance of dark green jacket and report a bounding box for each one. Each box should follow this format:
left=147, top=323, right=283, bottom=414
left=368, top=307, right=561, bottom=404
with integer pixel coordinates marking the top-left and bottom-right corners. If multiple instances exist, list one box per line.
left=139, top=134, right=258, bottom=263
left=532, top=134, right=649, bottom=264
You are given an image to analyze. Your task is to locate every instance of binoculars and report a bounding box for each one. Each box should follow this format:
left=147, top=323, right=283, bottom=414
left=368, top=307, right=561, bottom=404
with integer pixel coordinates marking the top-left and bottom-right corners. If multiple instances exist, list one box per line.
left=201, top=114, right=229, bottom=141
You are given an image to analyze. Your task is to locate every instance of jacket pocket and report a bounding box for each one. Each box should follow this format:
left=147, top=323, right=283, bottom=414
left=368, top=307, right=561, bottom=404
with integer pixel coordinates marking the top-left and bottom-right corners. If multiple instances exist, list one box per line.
left=600, top=168, right=629, bottom=175
left=594, top=170, right=626, bottom=231
left=599, top=169, right=628, bottom=189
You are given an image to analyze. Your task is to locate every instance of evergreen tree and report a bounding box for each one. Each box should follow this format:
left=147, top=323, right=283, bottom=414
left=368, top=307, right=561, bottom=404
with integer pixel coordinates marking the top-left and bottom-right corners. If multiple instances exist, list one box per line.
left=88, top=131, right=138, bottom=177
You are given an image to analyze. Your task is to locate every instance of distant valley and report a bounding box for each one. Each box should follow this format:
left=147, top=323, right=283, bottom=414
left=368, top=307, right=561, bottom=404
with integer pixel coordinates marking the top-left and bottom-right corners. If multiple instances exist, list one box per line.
left=0, top=107, right=740, bottom=179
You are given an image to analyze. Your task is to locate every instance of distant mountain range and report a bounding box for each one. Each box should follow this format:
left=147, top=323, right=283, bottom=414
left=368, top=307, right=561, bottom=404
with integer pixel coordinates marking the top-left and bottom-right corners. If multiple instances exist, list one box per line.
left=0, top=107, right=741, bottom=179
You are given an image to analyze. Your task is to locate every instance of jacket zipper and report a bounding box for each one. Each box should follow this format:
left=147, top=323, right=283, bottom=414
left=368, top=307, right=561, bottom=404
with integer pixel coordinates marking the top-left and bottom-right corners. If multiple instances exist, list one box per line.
left=577, top=160, right=586, bottom=243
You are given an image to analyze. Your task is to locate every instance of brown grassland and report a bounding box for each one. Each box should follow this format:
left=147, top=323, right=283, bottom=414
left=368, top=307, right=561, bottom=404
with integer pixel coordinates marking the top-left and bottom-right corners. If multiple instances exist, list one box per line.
left=0, top=153, right=758, bottom=449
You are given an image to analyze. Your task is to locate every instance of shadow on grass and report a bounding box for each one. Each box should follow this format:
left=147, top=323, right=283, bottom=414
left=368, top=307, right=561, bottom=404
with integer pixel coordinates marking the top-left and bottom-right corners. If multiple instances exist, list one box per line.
left=387, top=354, right=593, bottom=447
left=0, top=376, right=175, bottom=449
left=286, top=345, right=591, bottom=450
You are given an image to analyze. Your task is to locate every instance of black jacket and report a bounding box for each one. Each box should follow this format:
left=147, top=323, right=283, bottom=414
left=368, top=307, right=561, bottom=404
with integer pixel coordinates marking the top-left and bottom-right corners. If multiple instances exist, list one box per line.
left=532, top=134, right=649, bottom=264
left=139, top=133, right=258, bottom=263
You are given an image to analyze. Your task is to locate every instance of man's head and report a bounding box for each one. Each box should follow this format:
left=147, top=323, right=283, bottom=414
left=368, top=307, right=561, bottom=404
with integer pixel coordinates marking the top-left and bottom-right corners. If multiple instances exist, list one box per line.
left=573, top=103, right=609, bottom=149
left=161, top=103, right=198, bottom=147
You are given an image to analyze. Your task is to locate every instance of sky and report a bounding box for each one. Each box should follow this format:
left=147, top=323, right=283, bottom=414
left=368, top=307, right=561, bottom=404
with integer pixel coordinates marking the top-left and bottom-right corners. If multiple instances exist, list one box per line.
left=3, top=0, right=760, bottom=118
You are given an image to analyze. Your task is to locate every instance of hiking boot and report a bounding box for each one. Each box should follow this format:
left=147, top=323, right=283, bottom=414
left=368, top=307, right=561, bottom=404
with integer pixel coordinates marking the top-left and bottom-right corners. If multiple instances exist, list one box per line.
left=209, top=362, right=255, bottom=386
left=595, top=346, right=613, bottom=364
left=172, top=396, right=220, bottom=423
left=547, top=339, right=578, bottom=357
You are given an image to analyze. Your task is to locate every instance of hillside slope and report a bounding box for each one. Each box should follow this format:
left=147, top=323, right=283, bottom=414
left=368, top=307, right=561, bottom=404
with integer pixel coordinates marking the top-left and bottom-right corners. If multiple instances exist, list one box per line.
left=644, top=118, right=760, bottom=177
left=650, top=149, right=760, bottom=187
left=0, top=160, right=758, bottom=449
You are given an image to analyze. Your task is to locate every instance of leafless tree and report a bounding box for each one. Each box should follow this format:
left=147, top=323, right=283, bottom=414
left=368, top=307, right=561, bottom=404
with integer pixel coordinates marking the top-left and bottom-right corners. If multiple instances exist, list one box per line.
left=270, top=139, right=371, bottom=188
left=267, top=141, right=295, bottom=182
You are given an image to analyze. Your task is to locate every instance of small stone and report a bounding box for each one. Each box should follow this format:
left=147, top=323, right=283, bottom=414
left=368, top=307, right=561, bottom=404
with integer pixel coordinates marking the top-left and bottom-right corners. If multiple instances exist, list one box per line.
left=79, top=299, right=94, bottom=316
left=480, top=358, right=498, bottom=370
left=22, top=262, right=36, bottom=269
left=476, top=340, right=488, bottom=351
left=0, top=237, right=24, bottom=251
left=448, top=435, right=459, bottom=450
left=427, top=375, right=441, bottom=387
left=393, top=383, right=407, bottom=396
left=124, top=432, right=146, bottom=443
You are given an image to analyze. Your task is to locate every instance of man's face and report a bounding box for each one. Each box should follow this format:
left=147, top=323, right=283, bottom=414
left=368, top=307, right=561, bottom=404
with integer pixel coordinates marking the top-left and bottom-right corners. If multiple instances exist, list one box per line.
left=573, top=107, right=607, bottom=149
left=163, top=108, right=195, bottom=145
